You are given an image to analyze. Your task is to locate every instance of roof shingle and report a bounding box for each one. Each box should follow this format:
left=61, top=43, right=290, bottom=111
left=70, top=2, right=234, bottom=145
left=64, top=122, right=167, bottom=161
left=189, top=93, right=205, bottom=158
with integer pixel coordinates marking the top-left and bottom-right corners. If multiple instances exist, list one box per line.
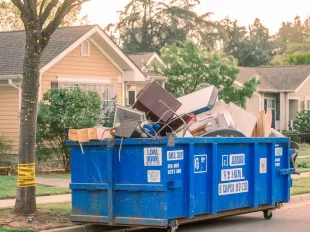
left=237, top=66, right=310, bottom=91
left=0, top=25, right=96, bottom=76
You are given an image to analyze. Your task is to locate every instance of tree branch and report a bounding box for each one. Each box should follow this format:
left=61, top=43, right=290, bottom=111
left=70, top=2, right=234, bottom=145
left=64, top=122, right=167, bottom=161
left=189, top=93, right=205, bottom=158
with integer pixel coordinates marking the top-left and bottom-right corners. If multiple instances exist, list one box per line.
left=39, top=0, right=59, bottom=26
left=11, top=0, right=29, bottom=19
left=39, top=0, right=48, bottom=16
left=41, top=0, right=89, bottom=49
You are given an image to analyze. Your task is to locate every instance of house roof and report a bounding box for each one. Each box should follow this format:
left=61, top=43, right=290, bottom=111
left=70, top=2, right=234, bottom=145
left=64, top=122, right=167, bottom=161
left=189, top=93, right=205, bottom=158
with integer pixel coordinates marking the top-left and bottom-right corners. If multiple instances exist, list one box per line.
left=128, top=52, right=157, bottom=69
left=237, top=65, right=310, bottom=92
left=0, top=25, right=97, bottom=76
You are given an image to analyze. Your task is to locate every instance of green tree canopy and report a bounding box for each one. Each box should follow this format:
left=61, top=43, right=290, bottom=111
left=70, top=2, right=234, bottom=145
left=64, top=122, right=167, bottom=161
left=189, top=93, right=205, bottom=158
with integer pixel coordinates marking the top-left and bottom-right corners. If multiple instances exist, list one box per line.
left=155, top=41, right=259, bottom=107
left=272, top=16, right=310, bottom=54
left=270, top=43, right=310, bottom=66
left=0, top=0, right=87, bottom=31
left=221, top=18, right=272, bottom=67
left=106, top=0, right=222, bottom=53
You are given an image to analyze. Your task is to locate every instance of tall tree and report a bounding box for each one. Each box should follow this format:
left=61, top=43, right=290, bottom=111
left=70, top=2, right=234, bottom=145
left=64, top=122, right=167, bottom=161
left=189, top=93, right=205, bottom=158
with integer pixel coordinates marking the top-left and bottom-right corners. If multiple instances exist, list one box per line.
left=0, top=0, right=87, bottom=31
left=273, top=16, right=310, bottom=53
left=221, top=18, right=247, bottom=61
left=11, top=0, right=88, bottom=215
left=156, top=41, right=259, bottom=107
left=222, top=18, right=272, bottom=67
left=106, top=0, right=220, bottom=53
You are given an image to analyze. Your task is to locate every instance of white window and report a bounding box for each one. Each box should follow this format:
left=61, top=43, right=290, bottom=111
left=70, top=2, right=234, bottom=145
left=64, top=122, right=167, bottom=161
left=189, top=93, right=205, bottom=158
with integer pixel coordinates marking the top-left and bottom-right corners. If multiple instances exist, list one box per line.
left=81, top=40, right=90, bottom=56
left=305, top=97, right=310, bottom=110
left=58, top=80, right=116, bottom=118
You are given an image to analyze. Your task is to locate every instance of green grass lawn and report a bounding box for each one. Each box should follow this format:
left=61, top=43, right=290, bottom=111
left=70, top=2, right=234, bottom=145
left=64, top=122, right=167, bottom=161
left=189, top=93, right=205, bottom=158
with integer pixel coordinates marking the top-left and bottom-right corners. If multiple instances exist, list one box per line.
left=0, top=176, right=71, bottom=200
left=291, top=177, right=310, bottom=196
left=0, top=226, right=35, bottom=232
left=37, top=173, right=71, bottom=179
left=298, top=144, right=310, bottom=157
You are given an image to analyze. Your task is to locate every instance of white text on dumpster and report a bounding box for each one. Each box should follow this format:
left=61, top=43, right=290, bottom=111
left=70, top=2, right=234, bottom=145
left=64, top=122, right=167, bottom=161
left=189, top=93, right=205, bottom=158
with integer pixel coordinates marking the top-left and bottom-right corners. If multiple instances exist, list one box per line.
left=218, top=181, right=248, bottom=195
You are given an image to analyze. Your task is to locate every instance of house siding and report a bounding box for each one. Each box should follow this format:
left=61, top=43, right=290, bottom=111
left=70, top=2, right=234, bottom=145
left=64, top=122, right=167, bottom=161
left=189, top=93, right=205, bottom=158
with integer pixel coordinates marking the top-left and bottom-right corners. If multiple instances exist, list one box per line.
left=41, top=41, right=123, bottom=104
left=245, top=93, right=260, bottom=114
left=0, top=87, right=19, bottom=154
left=288, top=77, right=310, bottom=110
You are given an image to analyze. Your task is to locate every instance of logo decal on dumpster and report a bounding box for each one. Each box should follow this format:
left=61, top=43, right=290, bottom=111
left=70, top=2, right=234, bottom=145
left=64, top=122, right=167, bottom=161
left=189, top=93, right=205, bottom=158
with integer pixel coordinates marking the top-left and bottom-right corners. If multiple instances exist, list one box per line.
left=144, top=148, right=162, bottom=166
left=194, top=155, right=207, bottom=173
left=218, top=181, right=248, bottom=195
left=275, top=147, right=283, bottom=156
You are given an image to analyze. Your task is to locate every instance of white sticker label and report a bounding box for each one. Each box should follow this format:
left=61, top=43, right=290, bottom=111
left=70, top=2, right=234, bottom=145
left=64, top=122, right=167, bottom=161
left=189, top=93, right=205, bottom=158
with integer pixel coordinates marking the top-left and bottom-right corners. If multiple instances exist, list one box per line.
left=230, top=154, right=245, bottom=166
left=147, top=170, right=161, bottom=182
left=144, top=148, right=162, bottom=166
left=221, top=168, right=244, bottom=181
left=275, top=163, right=280, bottom=167
left=167, top=150, right=184, bottom=161
left=275, top=147, right=283, bottom=156
left=275, top=158, right=281, bottom=162
left=219, top=181, right=248, bottom=195
left=260, top=158, right=267, bottom=174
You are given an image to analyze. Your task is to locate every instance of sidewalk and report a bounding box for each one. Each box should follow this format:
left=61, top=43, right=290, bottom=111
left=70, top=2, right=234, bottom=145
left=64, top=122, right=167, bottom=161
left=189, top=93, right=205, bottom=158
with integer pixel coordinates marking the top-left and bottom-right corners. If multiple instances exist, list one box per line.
left=0, top=194, right=71, bottom=208
left=291, top=172, right=310, bottom=179
left=36, top=178, right=70, bottom=188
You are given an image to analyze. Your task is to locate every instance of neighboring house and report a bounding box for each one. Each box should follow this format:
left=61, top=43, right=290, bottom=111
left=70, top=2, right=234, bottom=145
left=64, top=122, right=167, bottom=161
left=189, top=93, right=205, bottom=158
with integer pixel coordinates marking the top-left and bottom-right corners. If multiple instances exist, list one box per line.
left=127, top=52, right=167, bottom=105
left=0, top=25, right=155, bottom=154
left=237, top=65, right=310, bottom=131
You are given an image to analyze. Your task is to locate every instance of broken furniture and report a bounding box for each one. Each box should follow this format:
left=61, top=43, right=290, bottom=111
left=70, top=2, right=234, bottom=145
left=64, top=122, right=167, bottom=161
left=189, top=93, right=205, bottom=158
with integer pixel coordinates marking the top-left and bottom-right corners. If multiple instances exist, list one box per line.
left=132, top=81, right=182, bottom=123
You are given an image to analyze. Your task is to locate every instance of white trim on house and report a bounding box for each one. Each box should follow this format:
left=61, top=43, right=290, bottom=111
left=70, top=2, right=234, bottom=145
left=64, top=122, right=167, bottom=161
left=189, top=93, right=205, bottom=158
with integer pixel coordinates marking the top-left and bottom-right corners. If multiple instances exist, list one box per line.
left=95, top=28, right=146, bottom=82
left=89, top=38, right=124, bottom=75
left=145, top=53, right=164, bottom=68
left=57, top=76, right=111, bottom=84
left=295, top=74, right=310, bottom=93
left=259, top=89, right=293, bottom=92
left=40, top=26, right=98, bottom=74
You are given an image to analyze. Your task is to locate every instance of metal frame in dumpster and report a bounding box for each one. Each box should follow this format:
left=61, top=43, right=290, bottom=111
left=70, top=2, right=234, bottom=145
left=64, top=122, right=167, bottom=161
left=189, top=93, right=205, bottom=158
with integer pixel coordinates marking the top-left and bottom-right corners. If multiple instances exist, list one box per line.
left=68, top=137, right=295, bottom=231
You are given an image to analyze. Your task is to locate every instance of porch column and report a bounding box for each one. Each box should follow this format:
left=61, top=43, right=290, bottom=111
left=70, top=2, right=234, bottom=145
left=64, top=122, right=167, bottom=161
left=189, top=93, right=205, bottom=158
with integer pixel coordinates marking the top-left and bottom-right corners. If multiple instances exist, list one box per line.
left=279, top=92, right=289, bottom=131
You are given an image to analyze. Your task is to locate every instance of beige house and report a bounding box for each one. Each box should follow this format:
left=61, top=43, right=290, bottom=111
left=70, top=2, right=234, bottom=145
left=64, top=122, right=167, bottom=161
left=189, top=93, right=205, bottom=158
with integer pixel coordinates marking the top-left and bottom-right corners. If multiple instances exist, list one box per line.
left=0, top=25, right=163, bottom=154
left=237, top=66, right=310, bottom=131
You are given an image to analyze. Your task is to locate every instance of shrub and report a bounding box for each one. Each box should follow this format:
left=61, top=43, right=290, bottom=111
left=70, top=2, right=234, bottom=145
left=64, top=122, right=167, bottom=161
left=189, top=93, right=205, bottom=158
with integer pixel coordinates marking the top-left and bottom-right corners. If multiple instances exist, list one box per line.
left=297, top=160, right=310, bottom=168
left=0, top=134, right=13, bottom=155
left=36, top=88, right=102, bottom=171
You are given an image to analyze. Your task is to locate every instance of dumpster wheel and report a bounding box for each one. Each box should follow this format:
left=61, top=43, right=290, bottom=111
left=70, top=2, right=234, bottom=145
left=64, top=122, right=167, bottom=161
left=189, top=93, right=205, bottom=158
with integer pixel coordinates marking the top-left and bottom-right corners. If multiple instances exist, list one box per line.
left=263, top=210, right=273, bottom=220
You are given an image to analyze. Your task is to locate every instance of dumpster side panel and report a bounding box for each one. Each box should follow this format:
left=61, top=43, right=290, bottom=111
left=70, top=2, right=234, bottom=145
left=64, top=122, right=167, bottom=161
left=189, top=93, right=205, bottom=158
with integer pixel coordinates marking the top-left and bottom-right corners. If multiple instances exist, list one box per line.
left=216, top=143, right=252, bottom=212
left=115, top=145, right=166, bottom=219
left=70, top=146, right=109, bottom=218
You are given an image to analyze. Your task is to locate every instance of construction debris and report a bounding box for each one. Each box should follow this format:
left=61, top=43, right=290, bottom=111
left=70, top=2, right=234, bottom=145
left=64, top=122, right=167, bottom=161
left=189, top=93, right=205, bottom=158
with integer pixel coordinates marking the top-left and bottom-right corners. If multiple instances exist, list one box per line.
left=68, top=81, right=287, bottom=142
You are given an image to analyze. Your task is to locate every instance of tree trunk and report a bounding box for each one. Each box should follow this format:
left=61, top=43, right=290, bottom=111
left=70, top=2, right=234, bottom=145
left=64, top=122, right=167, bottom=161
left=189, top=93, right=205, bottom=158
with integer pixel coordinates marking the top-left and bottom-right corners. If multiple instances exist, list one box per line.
left=15, top=23, right=42, bottom=215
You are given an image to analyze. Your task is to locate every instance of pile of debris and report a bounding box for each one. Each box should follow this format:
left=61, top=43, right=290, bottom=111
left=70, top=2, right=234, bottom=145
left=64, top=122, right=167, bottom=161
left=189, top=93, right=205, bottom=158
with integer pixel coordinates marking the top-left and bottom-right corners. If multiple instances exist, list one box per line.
left=68, top=81, right=283, bottom=142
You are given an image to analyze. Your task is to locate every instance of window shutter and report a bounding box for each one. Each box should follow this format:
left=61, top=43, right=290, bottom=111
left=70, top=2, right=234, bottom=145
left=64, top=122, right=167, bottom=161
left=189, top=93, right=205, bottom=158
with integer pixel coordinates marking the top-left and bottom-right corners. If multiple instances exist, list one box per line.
left=81, top=40, right=90, bottom=56
left=51, top=81, right=58, bottom=89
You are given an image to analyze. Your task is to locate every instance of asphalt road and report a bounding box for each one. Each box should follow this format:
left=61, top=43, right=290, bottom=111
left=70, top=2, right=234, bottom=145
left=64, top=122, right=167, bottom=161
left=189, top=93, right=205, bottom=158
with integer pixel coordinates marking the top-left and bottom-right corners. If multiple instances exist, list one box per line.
left=176, top=200, right=310, bottom=232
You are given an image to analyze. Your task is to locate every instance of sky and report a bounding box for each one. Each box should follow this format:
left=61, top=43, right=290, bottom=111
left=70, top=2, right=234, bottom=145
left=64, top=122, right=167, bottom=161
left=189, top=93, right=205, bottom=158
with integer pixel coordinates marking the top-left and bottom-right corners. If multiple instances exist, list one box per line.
left=81, top=0, right=310, bottom=35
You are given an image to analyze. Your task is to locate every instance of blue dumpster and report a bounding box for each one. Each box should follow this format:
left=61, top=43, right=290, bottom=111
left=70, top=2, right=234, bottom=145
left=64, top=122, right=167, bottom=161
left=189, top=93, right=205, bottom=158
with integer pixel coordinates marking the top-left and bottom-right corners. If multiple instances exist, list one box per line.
left=68, top=137, right=294, bottom=229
